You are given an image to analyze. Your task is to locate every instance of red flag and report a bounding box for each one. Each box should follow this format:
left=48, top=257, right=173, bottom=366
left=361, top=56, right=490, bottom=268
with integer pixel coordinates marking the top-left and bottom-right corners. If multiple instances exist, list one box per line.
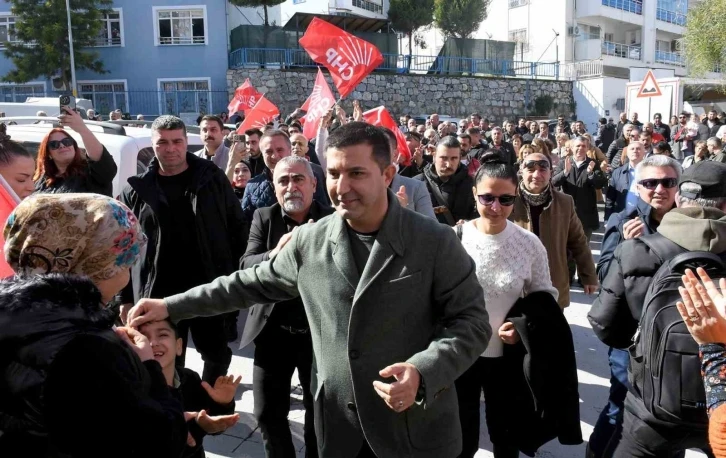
left=363, top=106, right=411, bottom=166
left=227, top=78, right=262, bottom=115
left=300, top=68, right=336, bottom=140
left=0, top=175, right=19, bottom=278
left=236, top=96, right=280, bottom=134
left=299, top=17, right=383, bottom=99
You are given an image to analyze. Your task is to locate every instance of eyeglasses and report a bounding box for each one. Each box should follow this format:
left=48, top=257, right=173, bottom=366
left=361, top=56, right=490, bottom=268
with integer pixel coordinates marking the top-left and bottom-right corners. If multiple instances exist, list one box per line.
left=477, top=194, right=517, bottom=206
left=638, top=178, right=678, bottom=190
left=523, top=160, right=551, bottom=171
left=48, top=137, right=75, bottom=150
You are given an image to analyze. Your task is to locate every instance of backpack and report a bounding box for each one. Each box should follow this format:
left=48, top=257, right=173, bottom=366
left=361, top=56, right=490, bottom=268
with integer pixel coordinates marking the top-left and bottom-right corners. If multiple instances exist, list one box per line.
left=628, top=232, right=726, bottom=427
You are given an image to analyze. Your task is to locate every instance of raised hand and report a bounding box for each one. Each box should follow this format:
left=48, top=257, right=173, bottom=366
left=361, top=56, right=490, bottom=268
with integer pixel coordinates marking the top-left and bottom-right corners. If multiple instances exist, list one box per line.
left=677, top=267, right=726, bottom=345
left=201, top=375, right=242, bottom=405
left=395, top=185, right=408, bottom=208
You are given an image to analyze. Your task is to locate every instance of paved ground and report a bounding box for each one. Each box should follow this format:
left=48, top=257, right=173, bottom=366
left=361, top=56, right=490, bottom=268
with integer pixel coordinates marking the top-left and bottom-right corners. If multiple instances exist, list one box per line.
left=186, top=221, right=708, bottom=458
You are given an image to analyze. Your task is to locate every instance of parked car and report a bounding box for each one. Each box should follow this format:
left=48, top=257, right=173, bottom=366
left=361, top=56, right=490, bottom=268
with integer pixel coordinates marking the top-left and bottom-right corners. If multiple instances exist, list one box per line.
left=1, top=117, right=203, bottom=197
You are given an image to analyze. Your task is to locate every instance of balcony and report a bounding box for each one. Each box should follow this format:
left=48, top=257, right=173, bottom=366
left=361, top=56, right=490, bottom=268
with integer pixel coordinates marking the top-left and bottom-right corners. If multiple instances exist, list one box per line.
left=602, top=41, right=641, bottom=60
left=655, top=50, right=685, bottom=67
left=656, top=7, right=687, bottom=26
left=601, top=0, right=643, bottom=15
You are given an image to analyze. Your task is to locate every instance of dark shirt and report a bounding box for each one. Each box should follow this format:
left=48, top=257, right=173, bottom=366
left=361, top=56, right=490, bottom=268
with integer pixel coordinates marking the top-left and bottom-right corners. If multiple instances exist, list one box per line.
left=248, top=154, right=266, bottom=178
left=347, top=225, right=377, bottom=276
left=155, top=168, right=204, bottom=297
left=530, top=204, right=544, bottom=237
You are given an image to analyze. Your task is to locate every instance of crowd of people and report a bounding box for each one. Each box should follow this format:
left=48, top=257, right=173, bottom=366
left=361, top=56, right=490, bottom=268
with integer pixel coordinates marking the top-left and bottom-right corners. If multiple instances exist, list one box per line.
left=2, top=96, right=726, bottom=458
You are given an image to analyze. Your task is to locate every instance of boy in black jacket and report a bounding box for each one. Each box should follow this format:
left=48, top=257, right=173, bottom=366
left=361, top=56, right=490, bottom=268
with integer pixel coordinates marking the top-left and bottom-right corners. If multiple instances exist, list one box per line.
left=139, top=319, right=241, bottom=457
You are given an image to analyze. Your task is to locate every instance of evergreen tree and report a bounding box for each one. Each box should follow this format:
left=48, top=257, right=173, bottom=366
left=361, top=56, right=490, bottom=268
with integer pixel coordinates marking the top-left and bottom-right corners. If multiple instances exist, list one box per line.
left=433, top=0, right=490, bottom=39
left=388, top=0, right=435, bottom=70
left=682, top=0, right=726, bottom=82
left=229, top=0, right=286, bottom=27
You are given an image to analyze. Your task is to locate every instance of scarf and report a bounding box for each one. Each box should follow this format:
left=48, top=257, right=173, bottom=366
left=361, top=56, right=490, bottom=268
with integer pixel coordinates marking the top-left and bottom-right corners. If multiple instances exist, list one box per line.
left=519, top=182, right=552, bottom=208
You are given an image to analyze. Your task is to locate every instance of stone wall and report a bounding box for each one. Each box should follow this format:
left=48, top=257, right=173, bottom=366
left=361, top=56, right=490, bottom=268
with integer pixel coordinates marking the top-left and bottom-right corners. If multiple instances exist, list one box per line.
left=227, top=68, right=575, bottom=122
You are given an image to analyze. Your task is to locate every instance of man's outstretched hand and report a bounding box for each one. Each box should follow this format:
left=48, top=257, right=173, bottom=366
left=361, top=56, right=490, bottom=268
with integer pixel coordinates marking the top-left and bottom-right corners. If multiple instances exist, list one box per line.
left=127, top=298, right=170, bottom=328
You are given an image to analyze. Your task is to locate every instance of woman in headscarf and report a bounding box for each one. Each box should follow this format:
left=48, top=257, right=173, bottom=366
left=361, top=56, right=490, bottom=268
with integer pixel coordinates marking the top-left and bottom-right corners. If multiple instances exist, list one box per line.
left=0, top=193, right=187, bottom=457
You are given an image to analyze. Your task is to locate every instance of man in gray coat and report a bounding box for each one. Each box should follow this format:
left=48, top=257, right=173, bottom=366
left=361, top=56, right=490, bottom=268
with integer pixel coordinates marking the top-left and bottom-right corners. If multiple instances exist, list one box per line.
left=128, top=122, right=491, bottom=458
left=194, top=115, right=229, bottom=169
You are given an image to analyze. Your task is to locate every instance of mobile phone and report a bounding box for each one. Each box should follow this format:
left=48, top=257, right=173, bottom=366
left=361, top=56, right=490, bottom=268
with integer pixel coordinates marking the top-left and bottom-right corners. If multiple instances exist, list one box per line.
left=421, top=137, right=429, bottom=146
left=58, top=94, right=74, bottom=113
left=232, top=134, right=244, bottom=143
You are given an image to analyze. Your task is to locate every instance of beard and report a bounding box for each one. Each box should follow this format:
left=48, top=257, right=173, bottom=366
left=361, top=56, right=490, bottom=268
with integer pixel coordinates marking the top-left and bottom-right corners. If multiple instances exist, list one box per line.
left=282, top=191, right=306, bottom=213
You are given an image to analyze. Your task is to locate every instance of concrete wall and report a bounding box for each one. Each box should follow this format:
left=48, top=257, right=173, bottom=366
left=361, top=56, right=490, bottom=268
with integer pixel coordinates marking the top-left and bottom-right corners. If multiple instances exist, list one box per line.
left=228, top=68, right=575, bottom=122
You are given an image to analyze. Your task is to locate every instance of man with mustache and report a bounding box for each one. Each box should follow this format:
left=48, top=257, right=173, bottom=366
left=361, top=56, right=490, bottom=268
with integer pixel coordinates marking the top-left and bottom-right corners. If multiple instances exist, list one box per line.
left=194, top=115, right=229, bottom=170
left=239, top=155, right=333, bottom=458
left=415, top=135, right=477, bottom=226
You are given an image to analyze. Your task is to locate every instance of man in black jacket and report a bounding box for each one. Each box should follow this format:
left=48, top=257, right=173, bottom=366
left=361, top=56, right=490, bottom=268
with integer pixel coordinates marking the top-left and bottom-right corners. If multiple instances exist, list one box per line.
left=588, top=161, right=726, bottom=458
left=703, top=109, right=723, bottom=139
left=615, top=112, right=629, bottom=139
left=606, top=124, right=633, bottom=170
left=415, top=135, right=477, bottom=226
left=652, top=113, right=671, bottom=142
left=240, top=156, right=331, bottom=458
left=488, top=127, right=516, bottom=165
left=595, top=117, right=616, bottom=153
left=119, top=115, right=245, bottom=383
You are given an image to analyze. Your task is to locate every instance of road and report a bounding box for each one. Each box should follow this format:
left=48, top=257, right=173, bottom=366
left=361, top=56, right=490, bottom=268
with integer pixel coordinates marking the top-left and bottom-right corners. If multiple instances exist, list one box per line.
left=188, top=220, right=707, bottom=458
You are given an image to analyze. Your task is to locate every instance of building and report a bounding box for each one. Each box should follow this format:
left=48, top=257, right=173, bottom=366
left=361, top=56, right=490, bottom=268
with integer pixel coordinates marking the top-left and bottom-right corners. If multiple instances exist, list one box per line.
left=0, top=0, right=230, bottom=120
left=228, top=0, right=389, bottom=30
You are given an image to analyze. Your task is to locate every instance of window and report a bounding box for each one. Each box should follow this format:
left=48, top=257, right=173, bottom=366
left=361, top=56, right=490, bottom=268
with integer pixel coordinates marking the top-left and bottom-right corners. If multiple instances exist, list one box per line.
left=604, top=32, right=614, bottom=43
left=78, top=81, right=128, bottom=116
left=352, top=0, right=383, bottom=15
left=0, top=84, right=45, bottom=103
left=96, top=10, right=123, bottom=46
left=616, top=98, right=625, bottom=111
left=577, top=24, right=601, bottom=41
left=508, top=29, right=528, bottom=53
left=154, top=6, right=207, bottom=46
left=159, top=79, right=211, bottom=116
left=0, top=16, right=19, bottom=47
left=509, top=0, right=529, bottom=8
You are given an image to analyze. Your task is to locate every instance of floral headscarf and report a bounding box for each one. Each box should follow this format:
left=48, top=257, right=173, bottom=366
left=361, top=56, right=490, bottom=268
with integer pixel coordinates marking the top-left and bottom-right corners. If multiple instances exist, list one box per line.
left=4, top=193, right=147, bottom=282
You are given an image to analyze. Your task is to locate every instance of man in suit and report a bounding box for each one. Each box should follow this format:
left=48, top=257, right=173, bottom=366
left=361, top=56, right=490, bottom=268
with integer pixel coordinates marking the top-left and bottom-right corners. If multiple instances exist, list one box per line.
left=240, top=156, right=333, bottom=458
left=128, top=122, right=491, bottom=458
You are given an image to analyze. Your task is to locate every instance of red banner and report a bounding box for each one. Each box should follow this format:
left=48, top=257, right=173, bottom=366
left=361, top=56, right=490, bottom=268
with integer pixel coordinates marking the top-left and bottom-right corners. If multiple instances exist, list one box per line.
left=299, top=17, right=383, bottom=99
left=363, top=106, right=411, bottom=166
left=300, top=68, right=336, bottom=140
left=0, top=175, right=19, bottom=278
left=227, top=78, right=262, bottom=115
left=236, top=96, right=280, bottom=134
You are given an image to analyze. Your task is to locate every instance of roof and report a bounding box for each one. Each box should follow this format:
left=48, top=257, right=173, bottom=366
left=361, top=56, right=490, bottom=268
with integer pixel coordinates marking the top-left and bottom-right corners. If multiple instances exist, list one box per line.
left=282, top=12, right=389, bottom=33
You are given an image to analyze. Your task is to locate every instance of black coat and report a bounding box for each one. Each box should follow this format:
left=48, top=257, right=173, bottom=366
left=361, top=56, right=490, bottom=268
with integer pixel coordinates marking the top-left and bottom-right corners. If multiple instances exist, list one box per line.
left=503, top=291, right=583, bottom=456
left=33, top=146, right=118, bottom=197
left=238, top=201, right=334, bottom=350
left=0, top=274, right=186, bottom=457
left=606, top=137, right=628, bottom=169
left=604, top=164, right=633, bottom=220
left=119, top=153, right=247, bottom=303
left=415, top=163, right=477, bottom=225
left=489, top=141, right=516, bottom=165
left=552, top=157, right=608, bottom=230
left=595, top=123, right=616, bottom=153
left=398, top=155, right=432, bottom=178
left=653, top=122, right=671, bottom=142
left=703, top=119, right=723, bottom=139
left=616, top=120, right=629, bottom=139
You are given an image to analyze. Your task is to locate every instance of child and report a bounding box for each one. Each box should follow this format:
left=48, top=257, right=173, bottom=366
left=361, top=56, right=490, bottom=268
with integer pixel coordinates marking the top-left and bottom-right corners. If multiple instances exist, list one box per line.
left=139, top=318, right=241, bottom=458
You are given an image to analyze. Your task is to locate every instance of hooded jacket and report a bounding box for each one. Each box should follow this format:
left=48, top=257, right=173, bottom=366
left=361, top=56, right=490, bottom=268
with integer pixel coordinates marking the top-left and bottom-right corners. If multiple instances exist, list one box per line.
left=0, top=274, right=185, bottom=457
left=415, top=163, right=477, bottom=226
left=589, top=206, right=726, bottom=349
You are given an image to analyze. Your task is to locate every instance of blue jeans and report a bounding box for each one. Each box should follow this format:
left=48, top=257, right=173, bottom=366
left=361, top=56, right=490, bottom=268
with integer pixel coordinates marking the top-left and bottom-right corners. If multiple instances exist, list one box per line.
left=588, top=347, right=631, bottom=458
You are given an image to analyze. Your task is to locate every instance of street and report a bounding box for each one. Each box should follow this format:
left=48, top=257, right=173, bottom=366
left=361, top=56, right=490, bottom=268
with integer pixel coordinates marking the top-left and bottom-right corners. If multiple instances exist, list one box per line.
left=188, top=219, right=708, bottom=458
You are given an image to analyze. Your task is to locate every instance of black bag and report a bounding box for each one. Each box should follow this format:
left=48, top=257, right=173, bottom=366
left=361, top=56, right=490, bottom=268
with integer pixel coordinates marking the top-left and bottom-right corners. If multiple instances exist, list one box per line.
left=628, top=233, right=726, bottom=427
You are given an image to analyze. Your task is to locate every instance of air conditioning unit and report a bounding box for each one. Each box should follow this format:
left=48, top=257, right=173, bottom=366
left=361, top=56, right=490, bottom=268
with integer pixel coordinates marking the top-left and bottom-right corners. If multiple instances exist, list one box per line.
left=51, top=77, right=68, bottom=92
left=568, top=25, right=581, bottom=36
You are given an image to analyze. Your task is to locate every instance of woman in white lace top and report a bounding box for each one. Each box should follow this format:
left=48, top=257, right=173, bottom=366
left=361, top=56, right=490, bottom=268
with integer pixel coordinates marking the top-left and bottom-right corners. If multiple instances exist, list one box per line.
left=455, top=151, right=558, bottom=458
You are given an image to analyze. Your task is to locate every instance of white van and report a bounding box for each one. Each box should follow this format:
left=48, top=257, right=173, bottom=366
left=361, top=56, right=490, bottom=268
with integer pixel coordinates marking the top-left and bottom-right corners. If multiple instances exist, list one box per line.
left=0, top=117, right=204, bottom=197
left=0, top=98, right=94, bottom=118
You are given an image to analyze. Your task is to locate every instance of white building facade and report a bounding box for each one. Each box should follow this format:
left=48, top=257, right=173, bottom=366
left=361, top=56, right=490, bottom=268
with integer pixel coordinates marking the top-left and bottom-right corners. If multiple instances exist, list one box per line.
left=227, top=0, right=388, bottom=30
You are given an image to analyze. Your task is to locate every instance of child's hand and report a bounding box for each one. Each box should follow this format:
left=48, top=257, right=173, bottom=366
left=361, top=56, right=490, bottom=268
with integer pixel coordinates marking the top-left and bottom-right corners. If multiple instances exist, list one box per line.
left=195, top=410, right=240, bottom=434
left=202, top=374, right=242, bottom=404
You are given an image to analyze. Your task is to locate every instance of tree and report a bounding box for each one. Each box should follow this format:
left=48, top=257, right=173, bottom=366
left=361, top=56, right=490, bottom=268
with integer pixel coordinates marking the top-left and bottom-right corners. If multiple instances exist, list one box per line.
left=681, top=0, right=726, bottom=82
left=433, top=0, right=490, bottom=39
left=3, top=0, right=113, bottom=90
left=229, top=0, right=285, bottom=28
left=388, top=0, right=434, bottom=70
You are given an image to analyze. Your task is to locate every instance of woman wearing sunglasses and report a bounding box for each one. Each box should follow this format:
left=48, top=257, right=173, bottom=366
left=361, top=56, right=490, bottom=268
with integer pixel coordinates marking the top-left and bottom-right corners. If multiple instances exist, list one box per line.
left=33, top=106, right=117, bottom=196
left=454, top=151, right=558, bottom=458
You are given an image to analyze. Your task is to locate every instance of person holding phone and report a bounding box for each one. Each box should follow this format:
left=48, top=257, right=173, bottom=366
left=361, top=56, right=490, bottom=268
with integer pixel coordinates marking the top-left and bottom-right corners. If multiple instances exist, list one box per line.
left=33, top=105, right=117, bottom=196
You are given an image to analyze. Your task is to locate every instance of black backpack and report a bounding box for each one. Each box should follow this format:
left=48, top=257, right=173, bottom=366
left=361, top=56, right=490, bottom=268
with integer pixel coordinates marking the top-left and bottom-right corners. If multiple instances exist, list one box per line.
left=628, top=233, right=726, bottom=427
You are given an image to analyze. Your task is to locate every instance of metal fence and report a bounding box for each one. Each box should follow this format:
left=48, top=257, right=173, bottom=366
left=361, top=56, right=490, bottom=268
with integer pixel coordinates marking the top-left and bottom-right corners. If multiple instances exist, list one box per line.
left=229, top=48, right=561, bottom=79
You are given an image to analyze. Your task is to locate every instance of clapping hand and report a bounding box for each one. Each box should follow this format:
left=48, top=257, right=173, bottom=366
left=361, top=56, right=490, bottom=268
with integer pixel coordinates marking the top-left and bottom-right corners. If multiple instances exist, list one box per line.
left=564, top=157, right=572, bottom=174
left=202, top=375, right=242, bottom=405
left=395, top=185, right=408, bottom=208
left=677, top=267, right=726, bottom=345
left=587, top=160, right=596, bottom=173
left=352, top=100, right=363, bottom=122
left=623, top=218, right=645, bottom=240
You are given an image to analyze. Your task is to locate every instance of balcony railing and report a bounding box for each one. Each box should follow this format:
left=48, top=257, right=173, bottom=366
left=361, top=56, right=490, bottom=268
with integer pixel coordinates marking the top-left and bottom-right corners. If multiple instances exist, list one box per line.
left=601, top=0, right=643, bottom=15
left=655, top=50, right=685, bottom=67
left=94, top=36, right=122, bottom=47
left=602, top=41, right=641, bottom=60
left=656, top=7, right=687, bottom=26
left=228, top=48, right=562, bottom=79
left=561, top=60, right=604, bottom=79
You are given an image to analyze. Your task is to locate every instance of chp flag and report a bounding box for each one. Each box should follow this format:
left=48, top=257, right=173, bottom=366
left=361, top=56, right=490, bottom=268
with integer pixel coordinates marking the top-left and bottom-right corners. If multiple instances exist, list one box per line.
left=235, top=96, right=280, bottom=134
left=363, top=106, right=411, bottom=166
left=300, top=68, right=336, bottom=140
left=228, top=78, right=262, bottom=115
left=0, top=174, right=19, bottom=278
left=299, top=17, right=384, bottom=99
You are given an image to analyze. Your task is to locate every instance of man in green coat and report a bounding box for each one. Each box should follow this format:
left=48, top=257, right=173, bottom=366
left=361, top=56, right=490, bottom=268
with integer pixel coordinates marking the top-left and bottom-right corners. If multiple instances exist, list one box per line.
left=128, top=122, right=491, bottom=458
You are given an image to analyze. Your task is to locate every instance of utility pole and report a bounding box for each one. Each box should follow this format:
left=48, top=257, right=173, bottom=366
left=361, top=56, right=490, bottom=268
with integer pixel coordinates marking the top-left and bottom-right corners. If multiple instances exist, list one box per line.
left=65, top=0, right=77, bottom=97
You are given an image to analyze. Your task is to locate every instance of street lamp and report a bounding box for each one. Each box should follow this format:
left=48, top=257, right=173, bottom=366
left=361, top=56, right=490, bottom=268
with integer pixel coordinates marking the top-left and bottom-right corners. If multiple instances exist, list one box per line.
left=65, top=0, right=78, bottom=97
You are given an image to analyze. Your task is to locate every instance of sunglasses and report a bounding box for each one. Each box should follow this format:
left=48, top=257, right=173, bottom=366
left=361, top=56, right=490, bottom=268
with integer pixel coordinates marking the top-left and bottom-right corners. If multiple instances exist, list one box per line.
left=477, top=194, right=517, bottom=206
left=638, top=178, right=678, bottom=190
left=48, top=137, right=75, bottom=150
left=523, top=160, right=551, bottom=171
